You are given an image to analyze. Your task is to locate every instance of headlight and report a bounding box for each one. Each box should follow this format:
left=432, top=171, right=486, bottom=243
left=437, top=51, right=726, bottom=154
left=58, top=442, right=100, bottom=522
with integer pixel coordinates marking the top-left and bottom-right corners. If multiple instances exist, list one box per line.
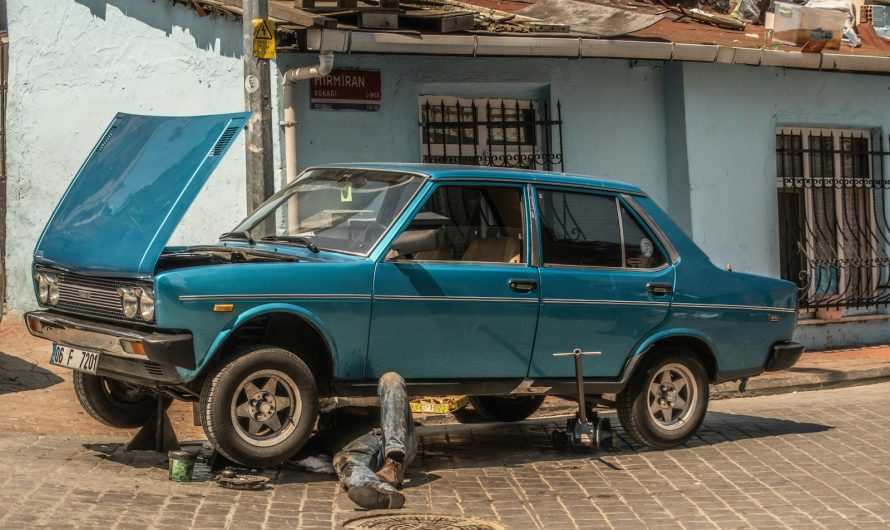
left=35, top=273, right=49, bottom=304
left=47, top=275, right=60, bottom=306
left=118, top=287, right=139, bottom=319
left=34, top=272, right=58, bottom=305
left=138, top=288, right=155, bottom=321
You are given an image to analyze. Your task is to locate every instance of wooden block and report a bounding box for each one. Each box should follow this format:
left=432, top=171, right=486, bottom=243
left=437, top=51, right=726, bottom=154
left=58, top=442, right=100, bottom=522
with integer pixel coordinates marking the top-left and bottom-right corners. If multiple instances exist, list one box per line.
left=360, top=11, right=399, bottom=29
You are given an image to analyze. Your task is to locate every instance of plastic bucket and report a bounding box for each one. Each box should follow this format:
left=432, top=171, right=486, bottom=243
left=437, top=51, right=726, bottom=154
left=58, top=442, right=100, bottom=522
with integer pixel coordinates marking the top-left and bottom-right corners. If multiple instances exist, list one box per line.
left=168, top=450, right=198, bottom=482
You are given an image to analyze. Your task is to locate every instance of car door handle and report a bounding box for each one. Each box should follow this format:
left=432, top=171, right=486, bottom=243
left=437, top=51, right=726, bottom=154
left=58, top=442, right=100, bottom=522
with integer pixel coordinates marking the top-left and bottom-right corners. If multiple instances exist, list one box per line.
left=509, top=279, right=538, bottom=293
left=647, top=282, right=673, bottom=295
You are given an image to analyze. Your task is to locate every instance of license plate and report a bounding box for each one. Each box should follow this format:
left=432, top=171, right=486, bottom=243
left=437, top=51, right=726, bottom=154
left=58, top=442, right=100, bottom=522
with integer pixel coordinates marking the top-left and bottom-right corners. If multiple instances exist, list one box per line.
left=50, top=344, right=100, bottom=374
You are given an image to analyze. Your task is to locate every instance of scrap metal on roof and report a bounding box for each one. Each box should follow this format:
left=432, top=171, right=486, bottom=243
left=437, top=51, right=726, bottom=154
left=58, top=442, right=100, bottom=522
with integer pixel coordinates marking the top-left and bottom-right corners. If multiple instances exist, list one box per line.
left=172, top=0, right=890, bottom=73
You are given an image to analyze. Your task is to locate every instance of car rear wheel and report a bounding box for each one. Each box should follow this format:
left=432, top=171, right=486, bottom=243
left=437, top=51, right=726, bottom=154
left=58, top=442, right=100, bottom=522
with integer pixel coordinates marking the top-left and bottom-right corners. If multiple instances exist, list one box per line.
left=73, top=372, right=163, bottom=429
left=454, top=395, right=545, bottom=423
left=617, top=350, right=709, bottom=449
left=200, top=345, right=318, bottom=468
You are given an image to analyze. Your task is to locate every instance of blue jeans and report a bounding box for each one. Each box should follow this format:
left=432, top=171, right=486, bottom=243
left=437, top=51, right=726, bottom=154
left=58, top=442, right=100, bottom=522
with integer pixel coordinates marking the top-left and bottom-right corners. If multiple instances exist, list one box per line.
left=332, top=372, right=418, bottom=489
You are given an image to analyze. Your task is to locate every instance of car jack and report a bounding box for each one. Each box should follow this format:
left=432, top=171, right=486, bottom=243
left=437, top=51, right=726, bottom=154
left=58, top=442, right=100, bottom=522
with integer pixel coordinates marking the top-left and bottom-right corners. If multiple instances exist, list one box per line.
left=126, top=396, right=180, bottom=452
left=550, top=349, right=615, bottom=452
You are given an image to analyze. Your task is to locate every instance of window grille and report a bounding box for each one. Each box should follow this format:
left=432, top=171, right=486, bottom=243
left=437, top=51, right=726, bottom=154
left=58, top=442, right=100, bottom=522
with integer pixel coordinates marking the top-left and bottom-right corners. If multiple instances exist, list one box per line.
left=419, top=97, right=564, bottom=171
left=776, top=127, right=890, bottom=310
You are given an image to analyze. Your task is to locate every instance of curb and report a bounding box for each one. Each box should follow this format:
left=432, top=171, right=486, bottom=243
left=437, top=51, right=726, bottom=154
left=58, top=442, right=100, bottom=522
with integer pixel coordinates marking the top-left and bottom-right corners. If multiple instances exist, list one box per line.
left=710, top=365, right=890, bottom=400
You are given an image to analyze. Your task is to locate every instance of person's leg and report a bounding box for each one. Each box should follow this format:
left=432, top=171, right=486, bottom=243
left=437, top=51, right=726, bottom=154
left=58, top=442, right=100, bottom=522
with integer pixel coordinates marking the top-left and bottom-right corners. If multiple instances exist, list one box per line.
left=378, top=372, right=418, bottom=462
left=333, top=430, right=405, bottom=510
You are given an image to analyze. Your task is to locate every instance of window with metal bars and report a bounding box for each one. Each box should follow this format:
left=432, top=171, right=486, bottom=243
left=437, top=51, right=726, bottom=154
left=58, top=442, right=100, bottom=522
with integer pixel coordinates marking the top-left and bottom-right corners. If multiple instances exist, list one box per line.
left=775, top=127, right=890, bottom=312
left=418, top=96, right=564, bottom=171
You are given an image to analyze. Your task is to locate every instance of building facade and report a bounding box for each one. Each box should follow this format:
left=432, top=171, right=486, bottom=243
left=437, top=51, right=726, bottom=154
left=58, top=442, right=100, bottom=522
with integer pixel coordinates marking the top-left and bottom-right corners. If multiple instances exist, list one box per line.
left=5, top=0, right=890, bottom=350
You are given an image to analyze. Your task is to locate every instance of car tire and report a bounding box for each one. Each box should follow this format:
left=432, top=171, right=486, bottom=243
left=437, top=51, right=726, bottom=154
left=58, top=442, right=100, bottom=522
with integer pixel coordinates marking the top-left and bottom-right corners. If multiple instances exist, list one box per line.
left=200, top=344, right=318, bottom=468
left=454, top=395, right=545, bottom=423
left=73, top=372, right=163, bottom=429
left=617, top=350, right=709, bottom=450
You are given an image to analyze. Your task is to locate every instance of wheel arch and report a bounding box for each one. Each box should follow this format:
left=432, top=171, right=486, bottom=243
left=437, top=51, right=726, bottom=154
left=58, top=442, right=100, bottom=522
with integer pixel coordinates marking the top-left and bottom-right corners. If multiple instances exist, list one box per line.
left=626, top=329, right=719, bottom=383
left=204, top=304, right=338, bottom=392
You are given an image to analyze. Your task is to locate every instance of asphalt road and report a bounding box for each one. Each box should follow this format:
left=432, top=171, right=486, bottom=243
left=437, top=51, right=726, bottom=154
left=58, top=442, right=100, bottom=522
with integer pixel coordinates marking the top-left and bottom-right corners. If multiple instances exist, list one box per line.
left=1, top=382, right=889, bottom=529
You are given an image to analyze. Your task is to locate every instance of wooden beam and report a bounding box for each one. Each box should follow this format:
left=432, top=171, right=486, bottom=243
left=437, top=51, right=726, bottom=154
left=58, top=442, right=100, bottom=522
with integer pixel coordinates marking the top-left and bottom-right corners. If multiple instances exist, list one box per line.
left=216, top=0, right=337, bottom=28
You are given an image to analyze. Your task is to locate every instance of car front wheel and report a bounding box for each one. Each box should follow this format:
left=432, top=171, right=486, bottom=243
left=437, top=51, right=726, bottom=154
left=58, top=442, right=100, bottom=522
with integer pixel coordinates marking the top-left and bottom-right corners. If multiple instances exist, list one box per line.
left=200, top=345, right=318, bottom=468
left=616, top=350, right=709, bottom=449
left=73, top=372, right=163, bottom=429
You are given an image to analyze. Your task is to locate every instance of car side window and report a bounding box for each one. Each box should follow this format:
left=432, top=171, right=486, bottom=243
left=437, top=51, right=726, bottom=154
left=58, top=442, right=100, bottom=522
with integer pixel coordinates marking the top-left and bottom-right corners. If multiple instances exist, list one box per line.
left=396, top=185, right=525, bottom=263
left=537, top=189, right=667, bottom=269
left=538, top=190, right=623, bottom=267
left=620, top=205, right=667, bottom=269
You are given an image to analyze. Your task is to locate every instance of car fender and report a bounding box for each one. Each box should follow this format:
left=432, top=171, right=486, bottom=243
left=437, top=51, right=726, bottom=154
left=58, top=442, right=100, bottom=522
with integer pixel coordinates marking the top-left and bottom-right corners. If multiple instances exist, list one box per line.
left=621, top=327, right=720, bottom=380
left=201, top=303, right=339, bottom=375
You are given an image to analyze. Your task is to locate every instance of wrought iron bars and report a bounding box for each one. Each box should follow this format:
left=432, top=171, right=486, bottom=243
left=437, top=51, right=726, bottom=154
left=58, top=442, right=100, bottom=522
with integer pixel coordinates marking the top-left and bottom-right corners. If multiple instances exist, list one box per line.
left=776, top=128, right=890, bottom=309
left=420, top=99, right=564, bottom=171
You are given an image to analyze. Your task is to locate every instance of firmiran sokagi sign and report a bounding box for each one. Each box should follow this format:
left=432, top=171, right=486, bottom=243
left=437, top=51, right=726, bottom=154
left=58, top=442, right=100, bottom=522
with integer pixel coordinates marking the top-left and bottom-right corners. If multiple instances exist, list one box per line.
left=310, top=69, right=381, bottom=111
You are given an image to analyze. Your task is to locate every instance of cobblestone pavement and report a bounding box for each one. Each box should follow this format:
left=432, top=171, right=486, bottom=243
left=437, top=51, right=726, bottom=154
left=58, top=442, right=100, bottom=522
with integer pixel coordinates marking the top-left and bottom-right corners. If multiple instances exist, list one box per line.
left=1, top=382, right=889, bottom=529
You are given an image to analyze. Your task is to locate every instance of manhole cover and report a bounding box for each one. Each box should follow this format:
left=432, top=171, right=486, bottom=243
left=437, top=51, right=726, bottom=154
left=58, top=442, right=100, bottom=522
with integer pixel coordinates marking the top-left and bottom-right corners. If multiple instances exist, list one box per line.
left=343, top=513, right=506, bottom=530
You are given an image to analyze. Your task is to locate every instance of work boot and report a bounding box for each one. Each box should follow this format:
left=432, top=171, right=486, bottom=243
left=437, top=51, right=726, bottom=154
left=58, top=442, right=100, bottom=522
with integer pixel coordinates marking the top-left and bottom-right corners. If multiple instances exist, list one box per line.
left=375, top=457, right=405, bottom=488
left=347, top=482, right=406, bottom=510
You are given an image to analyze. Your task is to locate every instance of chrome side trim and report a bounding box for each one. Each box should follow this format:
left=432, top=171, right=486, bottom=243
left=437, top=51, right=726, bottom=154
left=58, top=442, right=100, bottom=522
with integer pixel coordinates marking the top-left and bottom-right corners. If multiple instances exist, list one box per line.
left=375, top=295, right=538, bottom=303
left=620, top=194, right=680, bottom=265
left=671, top=302, right=797, bottom=313
left=179, top=293, right=373, bottom=302
left=544, top=298, right=671, bottom=307
left=527, top=184, right=540, bottom=268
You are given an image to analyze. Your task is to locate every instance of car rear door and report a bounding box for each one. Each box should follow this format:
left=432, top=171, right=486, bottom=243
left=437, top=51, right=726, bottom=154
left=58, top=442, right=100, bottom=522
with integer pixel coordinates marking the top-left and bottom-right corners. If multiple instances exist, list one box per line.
left=528, top=187, right=676, bottom=378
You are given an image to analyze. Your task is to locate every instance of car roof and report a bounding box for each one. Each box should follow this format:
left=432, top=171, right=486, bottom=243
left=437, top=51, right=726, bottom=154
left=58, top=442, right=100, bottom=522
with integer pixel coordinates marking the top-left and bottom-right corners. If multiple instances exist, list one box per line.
left=314, top=163, right=646, bottom=196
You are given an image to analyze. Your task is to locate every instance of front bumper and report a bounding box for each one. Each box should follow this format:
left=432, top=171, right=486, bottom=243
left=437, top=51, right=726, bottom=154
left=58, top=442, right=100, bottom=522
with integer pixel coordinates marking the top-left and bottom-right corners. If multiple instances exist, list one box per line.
left=766, top=341, right=805, bottom=372
left=25, top=311, right=195, bottom=385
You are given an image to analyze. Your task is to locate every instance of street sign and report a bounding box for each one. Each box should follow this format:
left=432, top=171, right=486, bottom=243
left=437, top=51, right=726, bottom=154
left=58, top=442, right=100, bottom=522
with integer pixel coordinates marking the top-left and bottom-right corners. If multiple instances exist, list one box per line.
left=252, top=19, right=276, bottom=59
left=310, top=69, right=381, bottom=111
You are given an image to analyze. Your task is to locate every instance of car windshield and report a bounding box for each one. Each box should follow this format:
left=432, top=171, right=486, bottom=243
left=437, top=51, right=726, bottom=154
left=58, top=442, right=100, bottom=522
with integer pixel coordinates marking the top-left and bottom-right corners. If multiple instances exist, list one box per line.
left=229, top=168, right=424, bottom=255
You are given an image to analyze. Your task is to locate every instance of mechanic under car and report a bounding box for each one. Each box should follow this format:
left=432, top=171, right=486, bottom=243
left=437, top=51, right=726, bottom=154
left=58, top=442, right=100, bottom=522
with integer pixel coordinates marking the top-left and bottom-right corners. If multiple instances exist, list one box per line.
left=302, top=372, right=417, bottom=510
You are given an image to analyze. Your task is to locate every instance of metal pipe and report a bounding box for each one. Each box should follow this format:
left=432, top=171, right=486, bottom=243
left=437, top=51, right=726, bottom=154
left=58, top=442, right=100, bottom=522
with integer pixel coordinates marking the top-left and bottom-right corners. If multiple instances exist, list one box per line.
left=281, top=51, right=333, bottom=232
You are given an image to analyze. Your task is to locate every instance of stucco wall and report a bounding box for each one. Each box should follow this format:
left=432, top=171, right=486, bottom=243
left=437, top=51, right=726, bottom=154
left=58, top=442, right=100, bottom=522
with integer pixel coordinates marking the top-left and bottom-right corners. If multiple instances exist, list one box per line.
left=278, top=54, right=669, bottom=205
left=677, top=62, right=890, bottom=278
left=4, top=0, right=252, bottom=313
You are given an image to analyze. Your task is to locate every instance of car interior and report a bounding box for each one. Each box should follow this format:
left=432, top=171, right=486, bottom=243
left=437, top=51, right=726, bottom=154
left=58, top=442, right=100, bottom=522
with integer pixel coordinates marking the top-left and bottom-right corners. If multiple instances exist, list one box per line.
left=395, top=185, right=525, bottom=263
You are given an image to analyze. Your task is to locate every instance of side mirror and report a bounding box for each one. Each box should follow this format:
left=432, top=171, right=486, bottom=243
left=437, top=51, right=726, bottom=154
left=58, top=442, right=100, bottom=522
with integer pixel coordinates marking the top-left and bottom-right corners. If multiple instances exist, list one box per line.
left=390, top=229, right=438, bottom=258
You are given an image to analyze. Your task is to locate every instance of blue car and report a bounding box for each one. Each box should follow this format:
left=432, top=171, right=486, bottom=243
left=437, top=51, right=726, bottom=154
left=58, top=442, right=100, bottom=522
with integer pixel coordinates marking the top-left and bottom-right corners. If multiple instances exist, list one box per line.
left=25, top=113, right=803, bottom=467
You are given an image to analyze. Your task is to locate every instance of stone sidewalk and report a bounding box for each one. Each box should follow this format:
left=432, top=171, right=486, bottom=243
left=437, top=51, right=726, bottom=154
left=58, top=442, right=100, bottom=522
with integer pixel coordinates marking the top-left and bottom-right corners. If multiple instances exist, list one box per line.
left=2, top=383, right=890, bottom=529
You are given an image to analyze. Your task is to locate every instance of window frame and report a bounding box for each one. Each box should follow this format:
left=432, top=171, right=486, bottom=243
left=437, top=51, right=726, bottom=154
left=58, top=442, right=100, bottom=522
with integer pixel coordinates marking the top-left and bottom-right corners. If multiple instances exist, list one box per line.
left=382, top=180, right=532, bottom=267
left=775, top=126, right=879, bottom=316
left=419, top=96, right=547, bottom=170
left=532, top=185, right=671, bottom=273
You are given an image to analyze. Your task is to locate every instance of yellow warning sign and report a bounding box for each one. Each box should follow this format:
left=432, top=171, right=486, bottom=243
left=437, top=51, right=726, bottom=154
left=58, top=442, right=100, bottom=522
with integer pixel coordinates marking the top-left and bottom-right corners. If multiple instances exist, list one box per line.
left=252, top=19, right=276, bottom=59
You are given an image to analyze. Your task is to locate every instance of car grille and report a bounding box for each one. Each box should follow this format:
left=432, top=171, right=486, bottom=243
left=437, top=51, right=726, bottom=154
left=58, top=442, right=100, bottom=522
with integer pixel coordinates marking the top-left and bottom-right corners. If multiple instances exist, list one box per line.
left=36, top=266, right=156, bottom=325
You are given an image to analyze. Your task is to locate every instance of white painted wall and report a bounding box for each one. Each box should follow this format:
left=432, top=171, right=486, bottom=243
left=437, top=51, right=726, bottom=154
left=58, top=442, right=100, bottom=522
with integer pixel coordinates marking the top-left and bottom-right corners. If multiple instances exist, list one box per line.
left=5, top=0, right=250, bottom=313
left=678, top=62, right=890, bottom=278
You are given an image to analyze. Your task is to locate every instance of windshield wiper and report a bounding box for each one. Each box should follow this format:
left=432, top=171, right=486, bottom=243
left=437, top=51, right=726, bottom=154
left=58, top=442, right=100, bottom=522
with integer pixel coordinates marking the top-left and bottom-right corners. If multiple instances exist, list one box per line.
left=261, top=235, right=320, bottom=253
left=219, top=231, right=255, bottom=245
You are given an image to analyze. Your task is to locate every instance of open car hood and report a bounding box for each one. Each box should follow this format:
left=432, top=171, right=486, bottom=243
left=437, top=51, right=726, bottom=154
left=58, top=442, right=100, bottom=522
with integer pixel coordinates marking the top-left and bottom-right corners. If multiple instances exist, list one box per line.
left=34, top=112, right=250, bottom=277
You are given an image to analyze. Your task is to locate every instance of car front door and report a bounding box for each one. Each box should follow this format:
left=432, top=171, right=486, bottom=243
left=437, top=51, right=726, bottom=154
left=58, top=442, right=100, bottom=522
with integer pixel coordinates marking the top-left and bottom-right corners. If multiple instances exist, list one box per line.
left=528, top=187, right=676, bottom=378
left=367, top=182, right=540, bottom=379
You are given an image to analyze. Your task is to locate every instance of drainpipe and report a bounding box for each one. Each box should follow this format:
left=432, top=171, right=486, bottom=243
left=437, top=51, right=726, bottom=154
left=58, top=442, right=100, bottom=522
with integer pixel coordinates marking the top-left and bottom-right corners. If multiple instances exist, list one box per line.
left=281, top=51, right=334, bottom=188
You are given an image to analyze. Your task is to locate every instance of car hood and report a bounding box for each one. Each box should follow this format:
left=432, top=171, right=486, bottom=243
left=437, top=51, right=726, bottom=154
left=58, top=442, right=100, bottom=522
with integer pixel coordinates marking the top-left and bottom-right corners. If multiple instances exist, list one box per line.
left=34, top=112, right=251, bottom=277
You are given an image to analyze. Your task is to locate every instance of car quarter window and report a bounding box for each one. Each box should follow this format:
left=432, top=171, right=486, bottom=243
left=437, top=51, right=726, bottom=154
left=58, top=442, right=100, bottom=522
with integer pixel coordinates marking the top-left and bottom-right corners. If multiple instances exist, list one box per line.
left=537, top=189, right=666, bottom=269
left=620, top=204, right=667, bottom=269
left=395, top=184, right=526, bottom=263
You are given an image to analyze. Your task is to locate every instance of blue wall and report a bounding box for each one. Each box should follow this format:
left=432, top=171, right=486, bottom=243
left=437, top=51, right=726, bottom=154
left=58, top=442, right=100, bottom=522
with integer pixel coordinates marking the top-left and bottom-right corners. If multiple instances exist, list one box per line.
left=277, top=54, right=670, bottom=206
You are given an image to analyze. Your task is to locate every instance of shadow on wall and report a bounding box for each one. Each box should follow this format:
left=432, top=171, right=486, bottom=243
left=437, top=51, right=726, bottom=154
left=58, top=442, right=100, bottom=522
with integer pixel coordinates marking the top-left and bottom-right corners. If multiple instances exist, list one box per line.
left=73, top=0, right=243, bottom=58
